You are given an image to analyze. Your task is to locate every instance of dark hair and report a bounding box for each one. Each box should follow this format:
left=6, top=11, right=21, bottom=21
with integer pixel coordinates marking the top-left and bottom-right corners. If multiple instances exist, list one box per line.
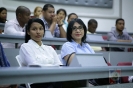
left=67, top=13, right=78, bottom=20
left=16, top=6, right=30, bottom=16
left=0, top=7, right=7, bottom=13
left=25, top=18, right=45, bottom=43
left=43, top=4, right=54, bottom=11
left=67, top=18, right=87, bottom=43
left=56, top=8, right=67, bottom=20
left=88, top=19, right=97, bottom=25
left=116, top=18, right=124, bottom=25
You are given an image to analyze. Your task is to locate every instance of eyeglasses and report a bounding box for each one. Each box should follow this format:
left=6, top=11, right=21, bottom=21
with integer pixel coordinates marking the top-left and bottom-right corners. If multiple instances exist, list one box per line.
left=72, top=26, right=83, bottom=31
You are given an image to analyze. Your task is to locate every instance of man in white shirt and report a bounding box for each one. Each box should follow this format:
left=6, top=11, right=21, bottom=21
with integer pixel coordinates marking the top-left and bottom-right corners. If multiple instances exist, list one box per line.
left=2, top=6, right=31, bottom=48
left=4, top=6, right=31, bottom=36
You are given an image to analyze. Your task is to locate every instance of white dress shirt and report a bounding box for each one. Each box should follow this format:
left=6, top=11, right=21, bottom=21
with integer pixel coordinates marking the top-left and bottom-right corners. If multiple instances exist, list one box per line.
left=19, top=39, right=62, bottom=66
left=4, top=19, right=25, bottom=36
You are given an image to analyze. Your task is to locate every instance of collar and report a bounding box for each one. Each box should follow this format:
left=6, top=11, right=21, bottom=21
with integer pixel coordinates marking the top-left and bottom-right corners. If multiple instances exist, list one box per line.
left=72, top=40, right=85, bottom=47
left=28, top=39, right=43, bottom=49
left=114, top=28, right=124, bottom=36
left=41, top=17, right=49, bottom=25
left=14, top=19, right=26, bottom=29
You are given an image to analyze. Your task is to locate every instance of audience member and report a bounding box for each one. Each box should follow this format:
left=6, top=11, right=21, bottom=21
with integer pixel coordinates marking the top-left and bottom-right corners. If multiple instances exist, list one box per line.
left=67, top=13, right=78, bottom=24
left=0, top=7, right=7, bottom=23
left=19, top=18, right=62, bottom=66
left=87, top=19, right=103, bottom=51
left=61, top=18, right=109, bottom=87
left=107, top=18, right=133, bottom=51
left=61, top=18, right=94, bottom=65
left=4, top=6, right=31, bottom=36
left=19, top=18, right=62, bottom=88
left=56, top=8, right=67, bottom=31
left=41, top=4, right=66, bottom=38
left=0, top=7, right=7, bottom=34
left=87, top=19, right=97, bottom=34
left=33, top=6, right=42, bottom=18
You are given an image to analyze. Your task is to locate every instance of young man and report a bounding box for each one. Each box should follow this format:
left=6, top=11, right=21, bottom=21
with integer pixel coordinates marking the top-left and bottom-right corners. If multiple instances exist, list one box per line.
left=3, top=6, right=31, bottom=48
left=41, top=4, right=66, bottom=38
left=87, top=19, right=103, bottom=51
left=107, top=18, right=133, bottom=51
left=87, top=19, right=98, bottom=34
left=4, top=6, right=31, bottom=36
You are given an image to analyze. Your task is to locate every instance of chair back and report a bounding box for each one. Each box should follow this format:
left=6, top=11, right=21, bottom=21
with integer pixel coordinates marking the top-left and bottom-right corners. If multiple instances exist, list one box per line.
left=16, top=55, right=26, bottom=67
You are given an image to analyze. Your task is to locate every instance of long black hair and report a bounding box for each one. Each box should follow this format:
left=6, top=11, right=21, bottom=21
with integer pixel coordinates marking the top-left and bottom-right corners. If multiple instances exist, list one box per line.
left=25, top=18, right=45, bottom=43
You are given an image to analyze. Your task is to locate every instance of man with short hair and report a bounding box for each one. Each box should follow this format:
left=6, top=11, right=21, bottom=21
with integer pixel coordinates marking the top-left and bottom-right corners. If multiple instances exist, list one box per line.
left=4, top=6, right=31, bottom=36
left=87, top=19, right=98, bottom=34
left=107, top=18, right=132, bottom=51
left=41, top=4, right=66, bottom=38
left=3, top=6, right=31, bottom=48
left=87, top=19, right=103, bottom=51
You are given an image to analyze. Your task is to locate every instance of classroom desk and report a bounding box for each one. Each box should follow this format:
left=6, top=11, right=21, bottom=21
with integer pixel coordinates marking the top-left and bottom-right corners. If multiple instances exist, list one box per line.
left=0, top=34, right=133, bottom=48
left=96, top=31, right=133, bottom=36
left=0, top=66, right=133, bottom=85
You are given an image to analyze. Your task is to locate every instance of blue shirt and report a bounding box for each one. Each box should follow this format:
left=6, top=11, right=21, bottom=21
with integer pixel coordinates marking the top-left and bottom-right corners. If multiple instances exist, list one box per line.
left=61, top=41, right=95, bottom=65
left=41, top=17, right=60, bottom=38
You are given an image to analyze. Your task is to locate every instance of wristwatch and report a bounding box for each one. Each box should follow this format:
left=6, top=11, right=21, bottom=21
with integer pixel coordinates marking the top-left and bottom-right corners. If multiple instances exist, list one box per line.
left=58, top=24, right=63, bottom=27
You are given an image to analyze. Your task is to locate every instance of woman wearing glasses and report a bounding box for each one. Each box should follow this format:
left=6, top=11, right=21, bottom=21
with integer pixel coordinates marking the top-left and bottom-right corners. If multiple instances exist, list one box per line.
left=61, top=18, right=95, bottom=65
left=61, top=18, right=109, bottom=87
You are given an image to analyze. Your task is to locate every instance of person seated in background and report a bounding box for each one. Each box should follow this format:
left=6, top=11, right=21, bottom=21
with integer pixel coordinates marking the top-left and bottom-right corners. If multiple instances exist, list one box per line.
left=19, top=18, right=62, bottom=88
left=0, top=7, right=7, bottom=23
left=56, top=8, right=67, bottom=32
left=87, top=19, right=104, bottom=51
left=87, top=19, right=97, bottom=34
left=61, top=18, right=109, bottom=87
left=0, top=7, right=7, bottom=34
left=4, top=6, right=31, bottom=36
left=107, top=18, right=133, bottom=51
left=67, top=13, right=78, bottom=24
left=41, top=4, right=66, bottom=38
left=33, top=6, right=42, bottom=18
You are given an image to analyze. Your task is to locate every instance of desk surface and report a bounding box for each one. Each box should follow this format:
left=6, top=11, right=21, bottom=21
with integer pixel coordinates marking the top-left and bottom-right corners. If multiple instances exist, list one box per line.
left=0, top=34, right=133, bottom=48
left=0, top=66, right=133, bottom=84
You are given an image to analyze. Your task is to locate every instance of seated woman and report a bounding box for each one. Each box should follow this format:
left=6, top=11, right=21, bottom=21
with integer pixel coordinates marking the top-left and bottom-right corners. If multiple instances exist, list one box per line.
left=56, top=9, right=67, bottom=32
left=61, top=18, right=95, bottom=65
left=19, top=18, right=62, bottom=66
left=33, top=6, right=42, bottom=18
left=61, top=18, right=109, bottom=86
left=0, top=7, right=7, bottom=34
left=19, top=18, right=62, bottom=88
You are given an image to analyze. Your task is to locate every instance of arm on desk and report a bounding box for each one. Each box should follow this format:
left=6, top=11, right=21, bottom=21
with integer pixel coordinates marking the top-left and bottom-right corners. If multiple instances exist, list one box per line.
left=107, top=32, right=132, bottom=42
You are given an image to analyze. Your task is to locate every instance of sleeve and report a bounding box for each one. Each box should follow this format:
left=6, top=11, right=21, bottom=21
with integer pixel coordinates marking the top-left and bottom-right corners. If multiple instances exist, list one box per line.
left=107, top=32, right=117, bottom=41
left=127, top=35, right=133, bottom=40
left=61, top=42, right=75, bottom=59
left=19, top=44, right=44, bottom=66
left=49, top=46, right=63, bottom=65
left=53, top=25, right=60, bottom=38
left=4, top=22, right=25, bottom=36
